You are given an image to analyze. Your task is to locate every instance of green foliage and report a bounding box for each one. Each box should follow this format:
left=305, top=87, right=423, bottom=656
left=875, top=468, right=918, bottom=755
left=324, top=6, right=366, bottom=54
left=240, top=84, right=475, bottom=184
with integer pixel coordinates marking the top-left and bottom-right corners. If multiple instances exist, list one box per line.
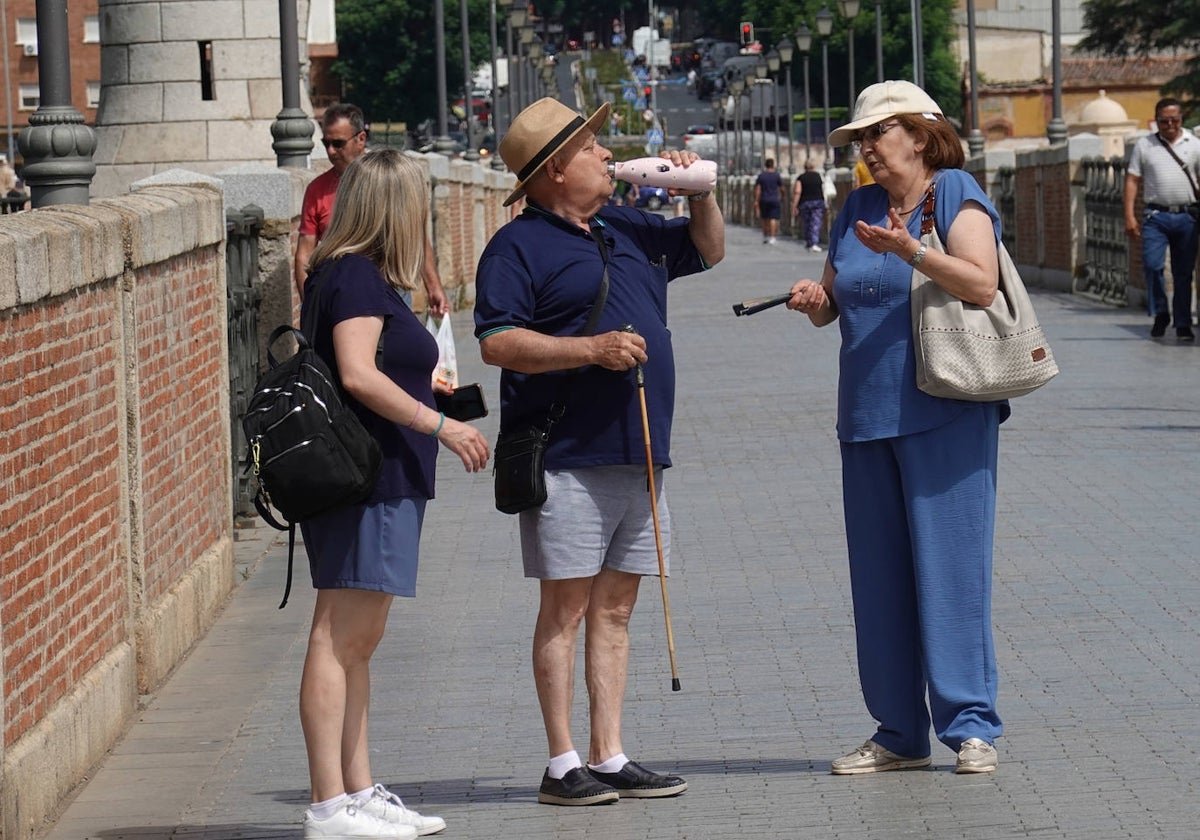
left=1079, top=0, right=1200, bottom=112
left=333, top=0, right=493, bottom=126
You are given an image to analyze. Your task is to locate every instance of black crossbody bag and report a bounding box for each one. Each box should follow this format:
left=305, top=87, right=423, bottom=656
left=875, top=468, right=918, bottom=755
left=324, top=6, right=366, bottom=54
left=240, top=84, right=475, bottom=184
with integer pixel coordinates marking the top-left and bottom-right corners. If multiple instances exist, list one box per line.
left=493, top=226, right=612, bottom=514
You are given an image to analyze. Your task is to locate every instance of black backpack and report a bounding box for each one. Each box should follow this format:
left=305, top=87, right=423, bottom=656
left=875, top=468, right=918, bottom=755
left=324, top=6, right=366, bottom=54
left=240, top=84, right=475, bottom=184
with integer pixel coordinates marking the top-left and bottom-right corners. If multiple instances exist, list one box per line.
left=242, top=278, right=382, bottom=607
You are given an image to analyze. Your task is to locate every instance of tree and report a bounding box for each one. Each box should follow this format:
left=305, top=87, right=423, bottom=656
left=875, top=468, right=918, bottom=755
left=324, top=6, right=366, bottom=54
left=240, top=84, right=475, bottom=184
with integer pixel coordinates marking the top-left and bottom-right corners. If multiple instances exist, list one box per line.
left=1078, top=0, right=1200, bottom=112
left=333, top=0, right=492, bottom=127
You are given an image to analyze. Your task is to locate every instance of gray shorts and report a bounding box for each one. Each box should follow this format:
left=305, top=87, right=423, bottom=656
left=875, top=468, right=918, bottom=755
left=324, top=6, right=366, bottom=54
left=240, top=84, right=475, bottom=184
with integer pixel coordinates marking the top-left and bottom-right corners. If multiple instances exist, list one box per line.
left=519, top=465, right=671, bottom=580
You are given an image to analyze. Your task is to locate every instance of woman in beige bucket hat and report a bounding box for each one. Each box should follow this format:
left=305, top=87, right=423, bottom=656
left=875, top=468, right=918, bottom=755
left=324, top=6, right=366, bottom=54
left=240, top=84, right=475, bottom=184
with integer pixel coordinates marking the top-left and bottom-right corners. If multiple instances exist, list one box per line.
left=786, top=80, right=1008, bottom=777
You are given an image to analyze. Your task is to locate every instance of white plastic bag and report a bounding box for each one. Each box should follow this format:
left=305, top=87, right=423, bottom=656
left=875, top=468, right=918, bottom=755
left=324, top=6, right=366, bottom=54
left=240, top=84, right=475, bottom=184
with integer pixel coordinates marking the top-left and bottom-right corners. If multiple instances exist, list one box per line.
left=822, top=170, right=837, bottom=202
left=426, top=315, right=458, bottom=390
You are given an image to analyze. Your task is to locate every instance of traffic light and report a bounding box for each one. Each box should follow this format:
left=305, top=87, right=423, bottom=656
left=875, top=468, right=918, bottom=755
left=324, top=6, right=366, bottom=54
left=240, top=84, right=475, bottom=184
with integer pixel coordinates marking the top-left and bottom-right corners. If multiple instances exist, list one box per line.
left=643, top=85, right=652, bottom=99
left=740, top=21, right=754, bottom=45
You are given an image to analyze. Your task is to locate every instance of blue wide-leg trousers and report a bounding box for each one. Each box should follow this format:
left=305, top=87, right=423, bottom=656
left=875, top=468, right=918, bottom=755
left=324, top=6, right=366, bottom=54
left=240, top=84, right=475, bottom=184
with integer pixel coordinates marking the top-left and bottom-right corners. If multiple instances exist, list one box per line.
left=839, top=404, right=1003, bottom=756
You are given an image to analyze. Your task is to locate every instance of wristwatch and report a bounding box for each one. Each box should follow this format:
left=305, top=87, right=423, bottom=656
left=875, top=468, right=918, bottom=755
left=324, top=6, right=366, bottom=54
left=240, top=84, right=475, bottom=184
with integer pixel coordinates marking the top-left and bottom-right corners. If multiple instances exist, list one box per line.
left=687, top=191, right=711, bottom=203
left=908, top=243, right=928, bottom=266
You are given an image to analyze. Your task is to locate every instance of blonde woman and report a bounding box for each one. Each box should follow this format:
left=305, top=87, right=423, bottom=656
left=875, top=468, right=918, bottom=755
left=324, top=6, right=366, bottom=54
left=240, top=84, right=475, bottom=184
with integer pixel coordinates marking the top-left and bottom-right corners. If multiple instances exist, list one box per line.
left=298, top=148, right=489, bottom=838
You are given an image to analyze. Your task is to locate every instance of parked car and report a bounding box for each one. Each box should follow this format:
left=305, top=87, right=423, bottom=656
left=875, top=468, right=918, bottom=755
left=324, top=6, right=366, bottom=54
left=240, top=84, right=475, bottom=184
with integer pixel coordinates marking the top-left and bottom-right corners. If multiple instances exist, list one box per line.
left=685, top=124, right=716, bottom=135
left=634, top=185, right=670, bottom=211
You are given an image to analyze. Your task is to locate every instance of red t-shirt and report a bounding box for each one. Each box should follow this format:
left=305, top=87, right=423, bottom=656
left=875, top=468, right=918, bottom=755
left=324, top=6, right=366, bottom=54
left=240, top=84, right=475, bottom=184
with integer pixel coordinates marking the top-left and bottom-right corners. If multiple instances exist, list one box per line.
left=298, top=168, right=341, bottom=239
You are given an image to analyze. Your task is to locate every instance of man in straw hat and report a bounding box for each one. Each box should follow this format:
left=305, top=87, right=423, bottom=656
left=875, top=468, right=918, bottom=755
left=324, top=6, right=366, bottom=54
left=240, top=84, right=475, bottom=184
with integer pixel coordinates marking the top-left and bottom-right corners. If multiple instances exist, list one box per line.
left=474, top=97, right=725, bottom=806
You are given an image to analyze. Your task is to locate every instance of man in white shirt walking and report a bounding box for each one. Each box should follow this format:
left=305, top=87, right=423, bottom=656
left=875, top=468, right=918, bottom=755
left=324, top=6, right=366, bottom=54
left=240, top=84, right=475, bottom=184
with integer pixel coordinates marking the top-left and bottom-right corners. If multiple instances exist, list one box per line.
left=1124, top=98, right=1200, bottom=340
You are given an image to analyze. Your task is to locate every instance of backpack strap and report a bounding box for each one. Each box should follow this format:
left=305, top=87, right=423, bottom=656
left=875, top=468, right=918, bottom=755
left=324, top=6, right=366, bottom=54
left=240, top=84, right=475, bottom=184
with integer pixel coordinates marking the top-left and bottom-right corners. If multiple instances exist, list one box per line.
left=252, top=488, right=296, bottom=609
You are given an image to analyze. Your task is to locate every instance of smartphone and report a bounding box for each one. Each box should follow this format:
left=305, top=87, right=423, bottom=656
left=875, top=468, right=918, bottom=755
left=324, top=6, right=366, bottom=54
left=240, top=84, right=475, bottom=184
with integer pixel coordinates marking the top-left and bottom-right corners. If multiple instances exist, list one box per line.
left=435, top=383, right=488, bottom=422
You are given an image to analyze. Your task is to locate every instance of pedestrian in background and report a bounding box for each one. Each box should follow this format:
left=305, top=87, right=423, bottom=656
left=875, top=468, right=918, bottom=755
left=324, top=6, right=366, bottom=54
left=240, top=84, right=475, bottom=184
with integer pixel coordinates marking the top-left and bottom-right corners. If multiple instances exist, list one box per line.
left=786, top=80, right=1007, bottom=777
left=754, top=157, right=784, bottom=244
left=297, top=148, right=489, bottom=839
left=294, top=103, right=448, bottom=316
left=474, top=97, right=725, bottom=807
left=1123, top=97, right=1200, bottom=340
left=793, top=159, right=827, bottom=252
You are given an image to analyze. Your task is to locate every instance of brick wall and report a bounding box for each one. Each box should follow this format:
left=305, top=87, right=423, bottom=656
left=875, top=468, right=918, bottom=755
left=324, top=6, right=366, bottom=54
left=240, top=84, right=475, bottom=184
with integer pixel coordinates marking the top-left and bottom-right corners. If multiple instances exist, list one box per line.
left=0, top=288, right=126, bottom=750
left=0, top=186, right=230, bottom=839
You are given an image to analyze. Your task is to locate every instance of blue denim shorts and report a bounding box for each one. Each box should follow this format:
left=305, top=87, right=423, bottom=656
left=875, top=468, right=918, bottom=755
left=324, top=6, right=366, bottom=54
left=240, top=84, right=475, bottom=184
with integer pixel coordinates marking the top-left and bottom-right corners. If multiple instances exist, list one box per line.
left=301, top=497, right=427, bottom=597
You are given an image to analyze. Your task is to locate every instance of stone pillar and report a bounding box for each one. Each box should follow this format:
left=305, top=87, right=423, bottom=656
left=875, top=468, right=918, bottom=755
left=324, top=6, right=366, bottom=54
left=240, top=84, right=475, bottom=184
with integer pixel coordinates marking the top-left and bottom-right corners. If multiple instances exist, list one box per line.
left=92, top=0, right=316, bottom=197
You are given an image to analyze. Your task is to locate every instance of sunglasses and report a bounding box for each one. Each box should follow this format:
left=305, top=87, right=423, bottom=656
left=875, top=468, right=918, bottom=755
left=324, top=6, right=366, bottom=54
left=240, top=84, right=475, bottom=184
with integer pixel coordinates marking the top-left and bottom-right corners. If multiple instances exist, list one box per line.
left=1157, top=116, right=1182, bottom=124
left=322, top=132, right=363, bottom=149
left=851, top=121, right=901, bottom=145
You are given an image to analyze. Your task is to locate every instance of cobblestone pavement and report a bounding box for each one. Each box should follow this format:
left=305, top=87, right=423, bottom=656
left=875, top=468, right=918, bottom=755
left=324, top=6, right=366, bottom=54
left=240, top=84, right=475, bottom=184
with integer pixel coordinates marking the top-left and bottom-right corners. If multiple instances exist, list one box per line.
left=41, top=222, right=1200, bottom=839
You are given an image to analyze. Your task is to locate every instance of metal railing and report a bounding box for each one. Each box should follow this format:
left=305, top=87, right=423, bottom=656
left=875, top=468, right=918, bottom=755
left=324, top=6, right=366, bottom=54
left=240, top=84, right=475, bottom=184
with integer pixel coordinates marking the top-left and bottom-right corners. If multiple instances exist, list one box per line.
left=995, top=166, right=1016, bottom=256
left=226, top=204, right=265, bottom=517
left=1077, top=156, right=1129, bottom=305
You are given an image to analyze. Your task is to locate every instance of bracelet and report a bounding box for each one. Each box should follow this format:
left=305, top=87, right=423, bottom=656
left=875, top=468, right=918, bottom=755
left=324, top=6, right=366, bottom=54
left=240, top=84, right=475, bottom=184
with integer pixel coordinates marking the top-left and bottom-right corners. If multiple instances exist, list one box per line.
left=687, top=191, right=711, bottom=203
left=407, top=402, right=423, bottom=429
left=908, top=243, right=928, bottom=266
left=428, top=411, right=445, bottom=437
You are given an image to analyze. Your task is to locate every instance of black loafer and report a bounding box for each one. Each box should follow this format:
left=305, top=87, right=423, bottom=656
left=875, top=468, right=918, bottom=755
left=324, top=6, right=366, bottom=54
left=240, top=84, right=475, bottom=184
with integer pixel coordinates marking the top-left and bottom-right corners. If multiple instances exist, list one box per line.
left=1178, top=326, right=1195, bottom=342
left=537, top=767, right=618, bottom=806
left=587, top=760, right=688, bottom=798
left=1152, top=314, right=1170, bottom=337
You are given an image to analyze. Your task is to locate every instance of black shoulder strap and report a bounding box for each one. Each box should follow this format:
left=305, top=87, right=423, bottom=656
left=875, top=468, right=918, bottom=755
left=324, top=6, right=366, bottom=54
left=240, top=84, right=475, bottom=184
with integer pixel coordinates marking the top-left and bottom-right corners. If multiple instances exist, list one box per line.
left=542, top=223, right=613, bottom=433
left=1154, top=134, right=1200, bottom=201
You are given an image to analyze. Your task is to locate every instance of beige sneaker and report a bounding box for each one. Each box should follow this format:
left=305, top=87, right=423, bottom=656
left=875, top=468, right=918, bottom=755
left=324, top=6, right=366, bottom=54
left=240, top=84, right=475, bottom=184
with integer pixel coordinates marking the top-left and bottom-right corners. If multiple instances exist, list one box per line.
left=955, top=738, right=998, bottom=774
left=831, top=740, right=932, bottom=775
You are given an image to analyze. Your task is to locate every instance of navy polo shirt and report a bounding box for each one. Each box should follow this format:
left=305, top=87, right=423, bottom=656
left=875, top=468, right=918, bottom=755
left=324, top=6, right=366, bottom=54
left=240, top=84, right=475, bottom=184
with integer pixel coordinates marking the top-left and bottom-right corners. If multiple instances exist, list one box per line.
left=474, top=203, right=706, bottom=469
left=303, top=254, right=439, bottom=500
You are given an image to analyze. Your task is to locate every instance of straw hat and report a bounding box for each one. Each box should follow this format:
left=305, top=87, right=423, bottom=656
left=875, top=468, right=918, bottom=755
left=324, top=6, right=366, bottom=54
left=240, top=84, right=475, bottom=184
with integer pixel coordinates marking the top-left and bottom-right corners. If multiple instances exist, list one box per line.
left=827, top=80, right=943, bottom=148
left=499, top=98, right=612, bottom=206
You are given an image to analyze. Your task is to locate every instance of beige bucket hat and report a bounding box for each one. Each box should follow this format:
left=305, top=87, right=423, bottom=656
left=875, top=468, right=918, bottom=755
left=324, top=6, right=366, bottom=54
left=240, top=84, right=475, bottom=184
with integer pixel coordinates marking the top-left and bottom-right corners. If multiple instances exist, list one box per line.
left=499, top=97, right=612, bottom=206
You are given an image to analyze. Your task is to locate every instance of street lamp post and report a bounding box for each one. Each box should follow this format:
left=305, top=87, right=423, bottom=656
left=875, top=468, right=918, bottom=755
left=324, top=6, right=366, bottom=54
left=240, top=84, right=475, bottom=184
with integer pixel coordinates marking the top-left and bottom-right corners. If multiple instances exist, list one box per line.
left=520, top=25, right=536, bottom=102
left=767, top=48, right=782, bottom=173
left=508, top=5, right=527, bottom=117
left=817, top=5, right=834, bottom=172
left=730, top=76, right=745, bottom=174
left=966, top=0, right=984, bottom=156
left=874, top=0, right=883, bottom=83
left=434, top=0, right=456, bottom=154
left=796, top=25, right=813, bottom=161
left=460, top=0, right=479, bottom=160
left=755, top=56, right=768, bottom=171
left=839, top=0, right=861, bottom=165
left=1046, top=0, right=1067, bottom=144
left=778, top=37, right=795, bottom=176
left=711, top=96, right=724, bottom=174
left=839, top=0, right=860, bottom=116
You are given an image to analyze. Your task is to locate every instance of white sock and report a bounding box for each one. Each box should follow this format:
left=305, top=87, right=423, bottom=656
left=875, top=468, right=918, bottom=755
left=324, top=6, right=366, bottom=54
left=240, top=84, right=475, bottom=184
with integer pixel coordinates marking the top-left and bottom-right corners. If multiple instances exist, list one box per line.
left=350, top=785, right=375, bottom=805
left=547, top=749, right=583, bottom=780
left=588, top=752, right=629, bottom=774
left=308, top=793, right=349, bottom=820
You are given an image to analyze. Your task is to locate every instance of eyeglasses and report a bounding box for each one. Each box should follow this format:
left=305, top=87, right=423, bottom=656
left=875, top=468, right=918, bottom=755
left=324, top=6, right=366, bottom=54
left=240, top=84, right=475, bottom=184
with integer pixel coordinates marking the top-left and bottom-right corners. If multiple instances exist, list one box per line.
left=851, top=121, right=901, bottom=146
left=322, top=132, right=363, bottom=149
left=1157, top=116, right=1182, bottom=124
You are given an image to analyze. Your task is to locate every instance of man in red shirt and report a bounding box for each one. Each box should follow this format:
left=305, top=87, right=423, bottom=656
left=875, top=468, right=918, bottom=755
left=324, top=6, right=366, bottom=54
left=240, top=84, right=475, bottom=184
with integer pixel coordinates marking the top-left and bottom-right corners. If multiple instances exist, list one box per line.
left=294, top=103, right=448, bottom=315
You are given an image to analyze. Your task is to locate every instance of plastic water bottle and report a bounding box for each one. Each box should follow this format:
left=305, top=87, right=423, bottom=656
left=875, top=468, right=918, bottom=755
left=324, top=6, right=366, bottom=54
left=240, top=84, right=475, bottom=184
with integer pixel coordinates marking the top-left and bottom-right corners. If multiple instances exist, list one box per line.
left=607, top=157, right=718, bottom=192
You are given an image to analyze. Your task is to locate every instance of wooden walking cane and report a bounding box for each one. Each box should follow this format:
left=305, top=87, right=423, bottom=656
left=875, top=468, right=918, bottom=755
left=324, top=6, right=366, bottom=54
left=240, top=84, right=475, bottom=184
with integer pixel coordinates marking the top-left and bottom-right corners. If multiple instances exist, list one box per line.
left=633, top=355, right=682, bottom=692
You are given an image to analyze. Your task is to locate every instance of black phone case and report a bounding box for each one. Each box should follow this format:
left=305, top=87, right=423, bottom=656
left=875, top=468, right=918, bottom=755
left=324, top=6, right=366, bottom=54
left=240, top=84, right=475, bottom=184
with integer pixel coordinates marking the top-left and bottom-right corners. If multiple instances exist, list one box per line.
left=435, top=384, right=488, bottom=421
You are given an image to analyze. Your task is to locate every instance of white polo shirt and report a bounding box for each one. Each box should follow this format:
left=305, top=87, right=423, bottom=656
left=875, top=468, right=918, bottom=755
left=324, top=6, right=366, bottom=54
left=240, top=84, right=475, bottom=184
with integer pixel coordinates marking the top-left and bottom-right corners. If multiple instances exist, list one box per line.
left=1127, top=130, right=1200, bottom=207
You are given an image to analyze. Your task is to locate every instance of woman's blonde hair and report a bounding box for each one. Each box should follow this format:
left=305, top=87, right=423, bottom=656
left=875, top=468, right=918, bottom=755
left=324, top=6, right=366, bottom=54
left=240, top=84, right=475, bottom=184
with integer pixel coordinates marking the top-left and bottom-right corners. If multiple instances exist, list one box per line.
left=308, top=148, right=429, bottom=291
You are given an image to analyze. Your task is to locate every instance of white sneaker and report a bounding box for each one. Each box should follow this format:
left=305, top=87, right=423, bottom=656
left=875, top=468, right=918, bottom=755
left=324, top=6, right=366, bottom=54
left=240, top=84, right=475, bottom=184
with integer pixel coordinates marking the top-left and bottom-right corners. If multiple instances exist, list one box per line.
left=955, top=738, right=998, bottom=774
left=303, top=799, right=418, bottom=840
left=359, top=784, right=446, bottom=835
left=768, top=237, right=777, bottom=245
left=808, top=245, right=823, bottom=253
